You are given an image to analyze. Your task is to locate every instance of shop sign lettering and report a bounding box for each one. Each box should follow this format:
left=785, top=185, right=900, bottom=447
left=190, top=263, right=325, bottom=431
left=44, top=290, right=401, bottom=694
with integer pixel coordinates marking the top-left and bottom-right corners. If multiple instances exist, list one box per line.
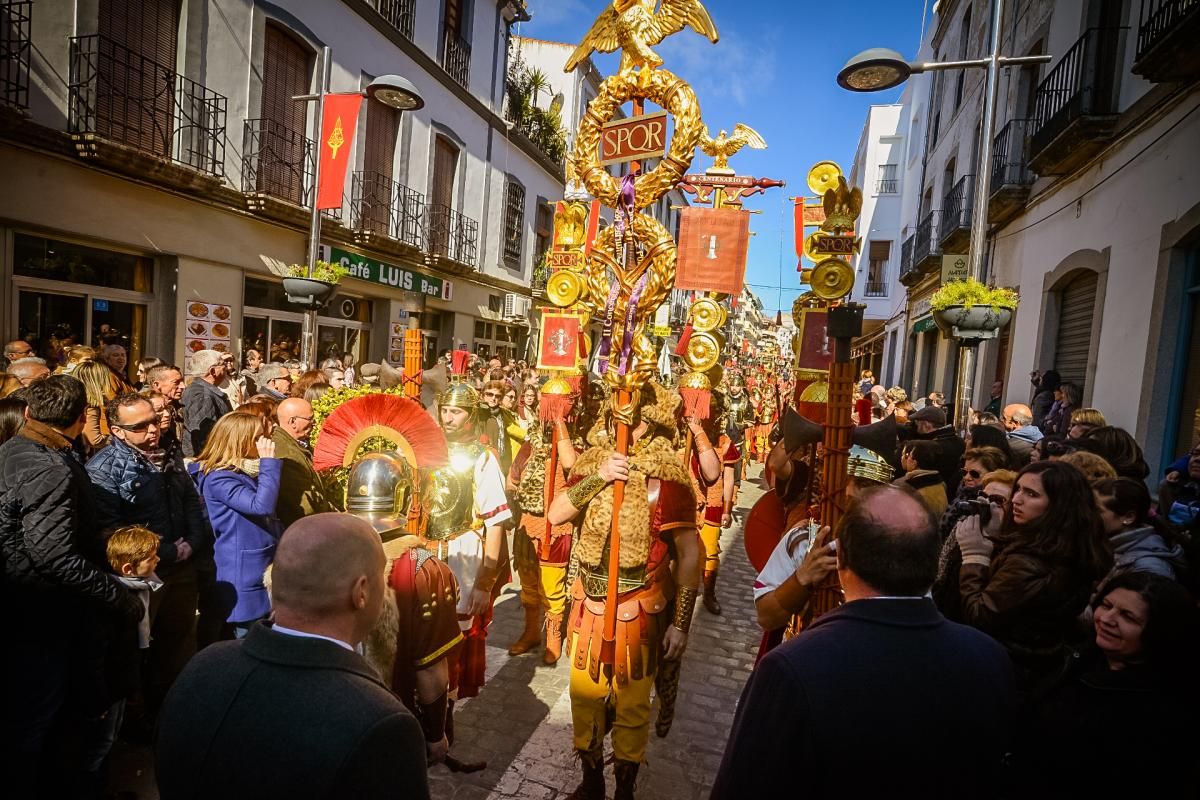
left=324, top=245, right=454, bottom=302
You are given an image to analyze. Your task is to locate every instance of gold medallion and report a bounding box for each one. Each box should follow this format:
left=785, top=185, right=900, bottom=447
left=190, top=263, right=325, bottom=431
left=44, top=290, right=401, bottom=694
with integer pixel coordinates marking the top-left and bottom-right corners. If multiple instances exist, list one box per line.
left=809, top=257, right=855, bottom=301
left=806, top=161, right=842, bottom=196
left=691, top=297, right=724, bottom=332
left=547, top=271, right=584, bottom=308
left=684, top=331, right=721, bottom=372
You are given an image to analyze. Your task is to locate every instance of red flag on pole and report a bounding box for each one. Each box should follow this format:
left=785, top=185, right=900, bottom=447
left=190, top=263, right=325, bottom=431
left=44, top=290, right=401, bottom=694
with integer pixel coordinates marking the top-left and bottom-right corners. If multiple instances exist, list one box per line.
left=316, top=93, right=363, bottom=210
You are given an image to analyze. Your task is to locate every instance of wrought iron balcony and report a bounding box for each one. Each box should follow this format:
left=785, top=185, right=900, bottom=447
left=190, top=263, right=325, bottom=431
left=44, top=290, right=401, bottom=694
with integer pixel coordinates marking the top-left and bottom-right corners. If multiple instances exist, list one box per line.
left=899, top=233, right=917, bottom=284
left=1029, top=27, right=1127, bottom=176
left=349, top=171, right=425, bottom=249
left=1, top=0, right=31, bottom=110
left=427, top=203, right=478, bottom=268
left=940, top=174, right=974, bottom=253
left=68, top=35, right=227, bottom=176
left=864, top=282, right=887, bottom=298
left=989, top=118, right=1035, bottom=223
left=1134, top=0, right=1200, bottom=82
left=913, top=210, right=942, bottom=272
left=376, top=0, right=415, bottom=40
left=875, top=178, right=899, bottom=194
left=242, top=118, right=313, bottom=208
left=442, top=30, right=471, bottom=89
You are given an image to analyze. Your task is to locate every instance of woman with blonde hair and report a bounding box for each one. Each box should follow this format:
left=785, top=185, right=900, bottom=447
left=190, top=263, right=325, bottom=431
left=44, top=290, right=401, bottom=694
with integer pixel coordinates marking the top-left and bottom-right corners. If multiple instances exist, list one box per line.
left=1068, top=408, right=1107, bottom=439
left=58, top=344, right=97, bottom=375
left=188, top=412, right=281, bottom=639
left=77, top=359, right=120, bottom=453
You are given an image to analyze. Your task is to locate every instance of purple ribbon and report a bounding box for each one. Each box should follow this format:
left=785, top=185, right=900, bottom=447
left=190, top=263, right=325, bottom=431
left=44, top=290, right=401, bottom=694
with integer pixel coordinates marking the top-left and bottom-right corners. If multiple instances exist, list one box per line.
left=597, top=281, right=621, bottom=375
left=618, top=271, right=649, bottom=376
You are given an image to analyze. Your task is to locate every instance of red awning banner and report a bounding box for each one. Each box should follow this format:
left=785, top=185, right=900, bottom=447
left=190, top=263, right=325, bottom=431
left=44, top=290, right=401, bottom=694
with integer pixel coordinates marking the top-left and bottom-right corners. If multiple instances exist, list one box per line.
left=316, top=93, right=363, bottom=210
left=676, top=207, right=751, bottom=295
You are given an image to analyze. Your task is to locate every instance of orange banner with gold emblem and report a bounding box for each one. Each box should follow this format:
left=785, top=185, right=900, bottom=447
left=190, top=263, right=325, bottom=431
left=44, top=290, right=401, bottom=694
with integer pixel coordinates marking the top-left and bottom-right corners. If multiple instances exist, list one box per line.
left=316, top=93, right=363, bottom=210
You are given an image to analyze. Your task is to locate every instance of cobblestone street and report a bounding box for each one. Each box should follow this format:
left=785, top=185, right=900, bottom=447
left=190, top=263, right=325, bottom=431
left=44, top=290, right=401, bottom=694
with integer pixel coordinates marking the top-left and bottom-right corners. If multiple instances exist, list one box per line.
left=432, top=467, right=766, bottom=800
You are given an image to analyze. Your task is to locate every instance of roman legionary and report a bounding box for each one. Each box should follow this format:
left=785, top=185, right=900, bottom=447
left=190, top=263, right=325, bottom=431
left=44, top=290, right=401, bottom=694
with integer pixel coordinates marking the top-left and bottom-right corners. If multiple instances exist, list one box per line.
left=751, top=380, right=778, bottom=464
left=690, top=406, right=740, bottom=616
left=429, top=374, right=513, bottom=699
left=547, top=381, right=702, bottom=800
left=506, top=413, right=579, bottom=664
left=723, top=373, right=751, bottom=463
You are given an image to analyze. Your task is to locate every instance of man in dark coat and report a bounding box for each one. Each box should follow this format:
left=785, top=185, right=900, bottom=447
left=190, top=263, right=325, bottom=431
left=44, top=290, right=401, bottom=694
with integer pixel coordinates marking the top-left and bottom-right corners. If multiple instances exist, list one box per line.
left=711, top=485, right=1016, bottom=799
left=272, top=397, right=334, bottom=526
left=155, top=513, right=430, bottom=799
left=0, top=376, right=141, bottom=795
left=911, top=405, right=966, bottom=496
left=179, top=350, right=232, bottom=457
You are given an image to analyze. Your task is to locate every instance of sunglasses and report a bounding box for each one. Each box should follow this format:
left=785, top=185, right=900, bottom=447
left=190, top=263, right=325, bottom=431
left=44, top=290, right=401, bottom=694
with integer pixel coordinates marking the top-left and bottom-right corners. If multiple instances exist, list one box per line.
left=984, top=493, right=1009, bottom=505
left=483, top=391, right=501, bottom=398
left=963, top=468, right=984, bottom=479
left=115, top=419, right=157, bottom=432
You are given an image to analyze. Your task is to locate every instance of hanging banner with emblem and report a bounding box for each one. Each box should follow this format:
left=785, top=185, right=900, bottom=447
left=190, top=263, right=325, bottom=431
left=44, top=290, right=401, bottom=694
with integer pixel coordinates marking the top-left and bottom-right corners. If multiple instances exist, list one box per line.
left=676, top=207, right=751, bottom=294
left=316, top=93, right=363, bottom=210
left=537, top=312, right=585, bottom=372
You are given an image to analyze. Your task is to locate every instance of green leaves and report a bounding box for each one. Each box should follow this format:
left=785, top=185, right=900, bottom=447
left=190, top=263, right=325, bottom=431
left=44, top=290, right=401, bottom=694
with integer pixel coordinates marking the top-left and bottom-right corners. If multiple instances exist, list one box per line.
left=930, top=278, right=1019, bottom=311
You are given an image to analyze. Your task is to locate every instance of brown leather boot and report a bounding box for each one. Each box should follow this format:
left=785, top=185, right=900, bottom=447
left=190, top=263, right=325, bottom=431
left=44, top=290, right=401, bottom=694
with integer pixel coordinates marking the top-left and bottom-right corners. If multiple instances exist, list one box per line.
left=614, top=759, right=640, bottom=800
left=543, top=613, right=563, bottom=665
left=702, top=570, right=722, bottom=615
left=569, top=749, right=605, bottom=800
left=508, top=604, right=543, bottom=656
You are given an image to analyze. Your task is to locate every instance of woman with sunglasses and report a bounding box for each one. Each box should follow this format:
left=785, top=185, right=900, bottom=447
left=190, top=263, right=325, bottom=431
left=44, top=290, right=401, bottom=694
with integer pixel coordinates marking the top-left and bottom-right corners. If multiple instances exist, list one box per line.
left=933, top=469, right=1016, bottom=622
left=956, top=460, right=1112, bottom=688
left=189, top=412, right=282, bottom=639
left=516, top=384, right=539, bottom=432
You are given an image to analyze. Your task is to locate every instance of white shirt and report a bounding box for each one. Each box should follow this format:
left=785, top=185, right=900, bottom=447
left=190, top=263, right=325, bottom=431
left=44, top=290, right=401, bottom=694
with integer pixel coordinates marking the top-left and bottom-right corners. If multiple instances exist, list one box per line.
left=271, top=624, right=354, bottom=652
left=753, top=523, right=815, bottom=601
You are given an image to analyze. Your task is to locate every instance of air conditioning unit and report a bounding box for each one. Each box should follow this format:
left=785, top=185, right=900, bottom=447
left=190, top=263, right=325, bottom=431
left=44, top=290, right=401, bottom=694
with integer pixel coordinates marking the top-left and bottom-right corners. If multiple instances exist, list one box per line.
left=504, top=293, right=532, bottom=320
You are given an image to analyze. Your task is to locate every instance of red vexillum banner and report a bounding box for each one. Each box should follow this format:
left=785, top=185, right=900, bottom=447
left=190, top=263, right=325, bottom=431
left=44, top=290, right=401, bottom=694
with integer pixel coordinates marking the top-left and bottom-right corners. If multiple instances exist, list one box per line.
left=676, top=207, right=750, bottom=295
left=316, top=93, right=364, bottom=210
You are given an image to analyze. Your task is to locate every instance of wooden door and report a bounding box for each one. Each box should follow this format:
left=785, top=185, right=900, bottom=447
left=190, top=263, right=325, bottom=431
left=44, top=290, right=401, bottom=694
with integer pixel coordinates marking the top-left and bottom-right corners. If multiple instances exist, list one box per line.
left=96, top=0, right=179, bottom=156
left=258, top=23, right=313, bottom=204
left=359, top=99, right=399, bottom=234
left=430, top=136, right=458, bottom=253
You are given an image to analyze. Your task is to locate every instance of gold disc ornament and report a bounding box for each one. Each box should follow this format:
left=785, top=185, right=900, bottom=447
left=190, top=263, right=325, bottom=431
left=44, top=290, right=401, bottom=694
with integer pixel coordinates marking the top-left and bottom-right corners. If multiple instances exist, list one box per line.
left=684, top=331, right=721, bottom=372
left=809, top=257, right=855, bottom=300
left=546, top=271, right=584, bottom=308
left=691, top=297, right=724, bottom=332
left=806, top=161, right=843, bottom=196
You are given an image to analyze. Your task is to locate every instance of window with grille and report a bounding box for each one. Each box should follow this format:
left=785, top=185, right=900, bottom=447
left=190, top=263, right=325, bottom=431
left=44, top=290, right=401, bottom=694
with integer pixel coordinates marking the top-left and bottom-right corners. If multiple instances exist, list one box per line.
left=876, top=164, right=898, bottom=193
left=503, top=177, right=526, bottom=265
left=866, top=240, right=890, bottom=297
left=535, top=203, right=553, bottom=262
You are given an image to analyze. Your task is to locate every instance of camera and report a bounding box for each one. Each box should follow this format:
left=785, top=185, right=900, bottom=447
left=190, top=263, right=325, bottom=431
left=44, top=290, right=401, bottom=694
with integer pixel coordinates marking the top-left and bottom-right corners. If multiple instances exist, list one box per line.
left=952, top=497, right=992, bottom=528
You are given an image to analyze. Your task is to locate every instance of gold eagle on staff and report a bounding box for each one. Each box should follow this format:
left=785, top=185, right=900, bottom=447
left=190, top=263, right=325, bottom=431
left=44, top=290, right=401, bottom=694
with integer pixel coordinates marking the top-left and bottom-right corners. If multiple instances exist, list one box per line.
left=565, top=0, right=720, bottom=74
left=700, top=123, right=767, bottom=171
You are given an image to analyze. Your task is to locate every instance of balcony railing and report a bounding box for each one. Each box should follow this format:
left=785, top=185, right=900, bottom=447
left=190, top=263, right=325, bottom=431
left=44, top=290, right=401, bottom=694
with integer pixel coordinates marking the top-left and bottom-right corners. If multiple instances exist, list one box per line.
left=864, top=282, right=887, bottom=297
left=913, top=210, right=941, bottom=268
left=875, top=178, right=899, bottom=194
left=1, top=0, right=31, bottom=109
left=991, top=118, right=1035, bottom=188
left=350, top=171, right=425, bottom=249
left=442, top=30, right=471, bottom=89
left=427, top=203, right=478, bottom=268
left=377, top=0, right=415, bottom=39
left=242, top=118, right=313, bottom=208
left=1030, top=27, right=1126, bottom=166
left=68, top=35, right=227, bottom=176
left=1134, top=0, right=1200, bottom=81
left=900, top=233, right=916, bottom=280
left=940, top=174, right=974, bottom=251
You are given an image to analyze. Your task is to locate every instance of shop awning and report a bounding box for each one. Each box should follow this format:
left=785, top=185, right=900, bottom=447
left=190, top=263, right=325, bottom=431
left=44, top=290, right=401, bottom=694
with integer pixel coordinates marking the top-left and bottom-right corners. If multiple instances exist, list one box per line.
left=912, top=316, right=936, bottom=334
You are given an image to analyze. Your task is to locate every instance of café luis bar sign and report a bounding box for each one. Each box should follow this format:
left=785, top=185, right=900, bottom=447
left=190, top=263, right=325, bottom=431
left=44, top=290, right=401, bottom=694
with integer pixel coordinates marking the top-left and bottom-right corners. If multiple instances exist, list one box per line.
left=322, top=245, right=454, bottom=301
left=600, top=110, right=669, bottom=165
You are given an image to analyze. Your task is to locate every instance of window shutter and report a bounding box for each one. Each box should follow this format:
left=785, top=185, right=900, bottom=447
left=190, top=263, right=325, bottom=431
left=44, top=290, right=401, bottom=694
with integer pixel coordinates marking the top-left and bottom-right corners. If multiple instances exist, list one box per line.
left=363, top=99, right=399, bottom=178
left=1053, top=272, right=1098, bottom=390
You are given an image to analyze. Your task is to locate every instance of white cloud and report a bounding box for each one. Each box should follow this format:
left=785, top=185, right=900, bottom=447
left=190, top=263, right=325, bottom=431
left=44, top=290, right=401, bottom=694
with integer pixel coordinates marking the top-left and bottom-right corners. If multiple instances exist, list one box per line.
left=527, top=0, right=593, bottom=28
left=655, top=27, right=777, bottom=107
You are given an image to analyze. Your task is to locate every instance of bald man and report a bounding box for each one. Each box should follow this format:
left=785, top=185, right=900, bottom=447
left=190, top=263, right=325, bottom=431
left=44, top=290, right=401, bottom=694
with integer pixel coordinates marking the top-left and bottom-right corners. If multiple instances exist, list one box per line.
left=155, top=514, right=430, bottom=800
left=8, top=357, right=50, bottom=388
left=4, top=340, right=34, bottom=368
left=1002, top=403, right=1042, bottom=467
left=713, top=486, right=1015, bottom=798
left=272, top=397, right=333, bottom=527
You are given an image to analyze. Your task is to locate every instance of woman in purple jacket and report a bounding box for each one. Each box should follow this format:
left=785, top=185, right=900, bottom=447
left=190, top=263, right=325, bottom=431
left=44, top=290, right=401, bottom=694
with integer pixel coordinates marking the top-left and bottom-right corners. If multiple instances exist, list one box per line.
left=189, top=411, right=282, bottom=639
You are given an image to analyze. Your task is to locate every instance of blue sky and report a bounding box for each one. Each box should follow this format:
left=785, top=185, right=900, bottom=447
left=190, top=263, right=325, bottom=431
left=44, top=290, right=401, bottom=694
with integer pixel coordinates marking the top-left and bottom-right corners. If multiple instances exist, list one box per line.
left=516, top=0, right=928, bottom=316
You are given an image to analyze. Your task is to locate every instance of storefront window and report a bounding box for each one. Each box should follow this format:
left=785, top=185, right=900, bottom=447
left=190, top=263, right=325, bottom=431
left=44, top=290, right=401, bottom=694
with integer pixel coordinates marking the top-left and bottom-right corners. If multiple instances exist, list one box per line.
left=268, top=320, right=302, bottom=363
left=242, top=278, right=373, bottom=369
left=15, top=234, right=152, bottom=292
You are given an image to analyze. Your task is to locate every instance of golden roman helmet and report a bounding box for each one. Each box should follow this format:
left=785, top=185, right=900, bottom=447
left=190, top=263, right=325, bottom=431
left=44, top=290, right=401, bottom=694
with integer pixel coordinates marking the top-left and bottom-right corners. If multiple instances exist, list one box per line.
left=847, top=444, right=893, bottom=485
left=437, top=381, right=481, bottom=412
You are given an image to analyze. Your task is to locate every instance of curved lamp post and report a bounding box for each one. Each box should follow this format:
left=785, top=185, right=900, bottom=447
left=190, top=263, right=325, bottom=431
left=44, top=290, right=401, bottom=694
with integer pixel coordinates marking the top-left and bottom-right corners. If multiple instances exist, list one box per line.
left=836, top=0, right=1050, bottom=431
left=294, top=56, right=425, bottom=367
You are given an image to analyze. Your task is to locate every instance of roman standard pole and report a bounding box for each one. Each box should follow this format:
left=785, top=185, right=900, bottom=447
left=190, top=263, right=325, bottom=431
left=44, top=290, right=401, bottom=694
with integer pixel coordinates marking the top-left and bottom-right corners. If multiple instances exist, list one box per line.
left=301, top=46, right=330, bottom=369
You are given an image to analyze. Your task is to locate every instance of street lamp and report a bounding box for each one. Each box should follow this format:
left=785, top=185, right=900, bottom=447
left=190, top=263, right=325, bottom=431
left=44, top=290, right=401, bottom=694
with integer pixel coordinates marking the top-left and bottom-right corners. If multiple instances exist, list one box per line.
left=836, top=0, right=1050, bottom=432
left=293, top=53, right=424, bottom=367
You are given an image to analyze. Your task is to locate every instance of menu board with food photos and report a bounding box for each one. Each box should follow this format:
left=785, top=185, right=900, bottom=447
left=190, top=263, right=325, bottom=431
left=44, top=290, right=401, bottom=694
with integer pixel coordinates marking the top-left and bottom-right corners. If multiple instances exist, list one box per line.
left=389, top=320, right=405, bottom=365
left=184, top=300, right=233, bottom=373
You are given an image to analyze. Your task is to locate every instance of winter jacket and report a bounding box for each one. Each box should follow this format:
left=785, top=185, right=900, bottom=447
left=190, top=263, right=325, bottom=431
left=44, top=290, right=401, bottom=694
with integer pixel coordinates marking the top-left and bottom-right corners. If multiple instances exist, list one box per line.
left=1100, top=525, right=1188, bottom=586
left=1007, top=425, right=1044, bottom=466
left=86, top=437, right=213, bottom=572
left=190, top=459, right=283, bottom=623
left=959, top=541, right=1095, bottom=688
left=916, top=425, right=966, bottom=497
left=271, top=427, right=334, bottom=527
left=180, top=378, right=233, bottom=457
left=1030, top=389, right=1055, bottom=430
left=0, top=419, right=137, bottom=640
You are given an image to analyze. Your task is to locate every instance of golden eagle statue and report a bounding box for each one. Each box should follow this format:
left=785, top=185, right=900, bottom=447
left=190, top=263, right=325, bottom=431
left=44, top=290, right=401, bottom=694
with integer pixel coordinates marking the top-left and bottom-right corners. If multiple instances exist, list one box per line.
left=564, top=0, right=719, bottom=74
left=821, top=176, right=864, bottom=233
left=700, top=123, right=767, bottom=171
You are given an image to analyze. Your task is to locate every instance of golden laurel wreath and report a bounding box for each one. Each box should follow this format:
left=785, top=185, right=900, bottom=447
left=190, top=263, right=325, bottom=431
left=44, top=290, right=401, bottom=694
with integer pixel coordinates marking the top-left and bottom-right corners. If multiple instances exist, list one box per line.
left=572, top=67, right=703, bottom=211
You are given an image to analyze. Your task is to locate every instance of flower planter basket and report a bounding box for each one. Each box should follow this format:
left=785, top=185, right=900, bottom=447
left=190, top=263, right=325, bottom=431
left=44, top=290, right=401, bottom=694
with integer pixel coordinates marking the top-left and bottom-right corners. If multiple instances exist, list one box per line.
left=933, top=304, right=1012, bottom=341
left=282, top=277, right=338, bottom=310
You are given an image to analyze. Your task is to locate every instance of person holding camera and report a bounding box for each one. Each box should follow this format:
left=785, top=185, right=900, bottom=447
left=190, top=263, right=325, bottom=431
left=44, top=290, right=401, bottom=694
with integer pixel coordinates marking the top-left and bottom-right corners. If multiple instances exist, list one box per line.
left=956, top=461, right=1112, bottom=688
left=932, top=469, right=1016, bottom=622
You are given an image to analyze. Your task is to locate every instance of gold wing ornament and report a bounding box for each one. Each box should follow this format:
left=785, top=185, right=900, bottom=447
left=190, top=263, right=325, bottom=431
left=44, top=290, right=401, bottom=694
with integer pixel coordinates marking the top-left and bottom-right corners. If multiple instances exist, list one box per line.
left=565, top=0, right=719, bottom=74
left=700, top=122, right=767, bottom=171
left=821, top=176, right=863, bottom=233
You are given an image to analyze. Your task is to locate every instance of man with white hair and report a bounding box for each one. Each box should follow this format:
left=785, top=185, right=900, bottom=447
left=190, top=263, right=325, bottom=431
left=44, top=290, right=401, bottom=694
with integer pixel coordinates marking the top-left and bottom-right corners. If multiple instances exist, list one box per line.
left=9, top=357, right=50, bottom=387
left=180, top=350, right=232, bottom=457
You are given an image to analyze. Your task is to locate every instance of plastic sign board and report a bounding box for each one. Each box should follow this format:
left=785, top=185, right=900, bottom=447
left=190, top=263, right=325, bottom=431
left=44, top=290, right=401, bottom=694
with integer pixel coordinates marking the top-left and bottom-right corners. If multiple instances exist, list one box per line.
left=941, top=254, right=970, bottom=284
